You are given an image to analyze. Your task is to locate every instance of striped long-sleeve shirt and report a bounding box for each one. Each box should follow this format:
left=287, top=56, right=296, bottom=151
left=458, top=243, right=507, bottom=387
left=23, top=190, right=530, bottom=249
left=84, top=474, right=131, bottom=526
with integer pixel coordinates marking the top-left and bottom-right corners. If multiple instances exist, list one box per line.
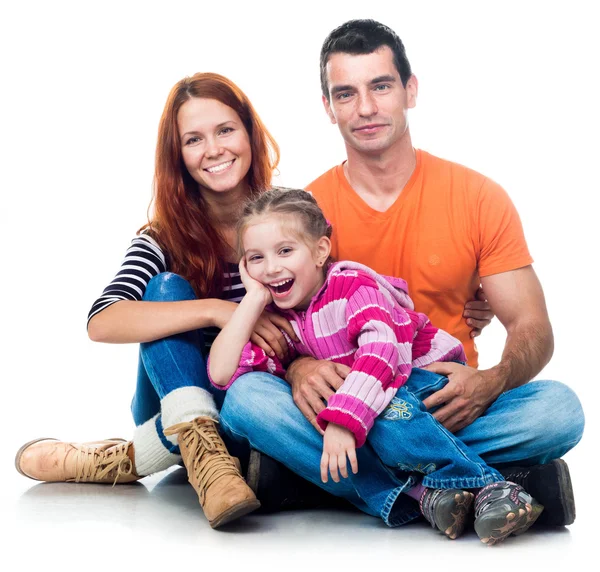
left=210, top=261, right=465, bottom=447
left=87, top=232, right=245, bottom=348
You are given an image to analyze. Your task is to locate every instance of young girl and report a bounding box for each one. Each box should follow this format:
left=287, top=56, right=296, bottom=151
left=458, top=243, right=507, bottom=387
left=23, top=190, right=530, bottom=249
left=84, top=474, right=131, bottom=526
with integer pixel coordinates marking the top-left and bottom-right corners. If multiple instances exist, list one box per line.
left=209, top=187, right=544, bottom=544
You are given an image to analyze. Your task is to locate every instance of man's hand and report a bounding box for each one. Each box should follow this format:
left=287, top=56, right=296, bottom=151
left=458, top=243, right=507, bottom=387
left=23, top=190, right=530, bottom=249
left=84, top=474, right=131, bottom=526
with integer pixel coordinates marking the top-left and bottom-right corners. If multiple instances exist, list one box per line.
left=422, top=362, right=503, bottom=433
left=463, top=286, right=494, bottom=338
left=285, top=357, right=350, bottom=434
left=321, top=423, right=358, bottom=483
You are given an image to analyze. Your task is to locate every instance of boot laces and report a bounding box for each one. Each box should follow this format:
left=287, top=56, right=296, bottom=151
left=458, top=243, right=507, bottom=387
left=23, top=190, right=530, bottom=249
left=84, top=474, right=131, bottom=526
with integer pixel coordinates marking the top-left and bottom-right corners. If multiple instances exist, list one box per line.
left=164, top=418, right=240, bottom=503
left=75, top=442, right=134, bottom=485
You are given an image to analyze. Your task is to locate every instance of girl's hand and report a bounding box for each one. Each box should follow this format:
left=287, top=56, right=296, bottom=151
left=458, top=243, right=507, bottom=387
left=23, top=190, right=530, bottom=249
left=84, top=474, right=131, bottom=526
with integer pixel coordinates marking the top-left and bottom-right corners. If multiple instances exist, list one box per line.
left=320, top=423, right=358, bottom=483
left=239, top=257, right=272, bottom=306
left=238, top=257, right=299, bottom=359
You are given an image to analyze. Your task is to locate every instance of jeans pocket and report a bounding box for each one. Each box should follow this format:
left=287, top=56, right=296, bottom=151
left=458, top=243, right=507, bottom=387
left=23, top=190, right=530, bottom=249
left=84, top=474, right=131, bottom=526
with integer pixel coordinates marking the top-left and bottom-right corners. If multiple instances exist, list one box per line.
left=404, top=368, right=449, bottom=403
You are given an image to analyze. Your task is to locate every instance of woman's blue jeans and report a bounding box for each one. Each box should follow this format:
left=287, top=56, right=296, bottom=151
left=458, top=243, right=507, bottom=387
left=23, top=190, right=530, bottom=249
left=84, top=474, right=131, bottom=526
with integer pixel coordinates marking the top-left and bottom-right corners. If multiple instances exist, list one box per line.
left=129, top=273, right=224, bottom=455
left=219, top=370, right=584, bottom=526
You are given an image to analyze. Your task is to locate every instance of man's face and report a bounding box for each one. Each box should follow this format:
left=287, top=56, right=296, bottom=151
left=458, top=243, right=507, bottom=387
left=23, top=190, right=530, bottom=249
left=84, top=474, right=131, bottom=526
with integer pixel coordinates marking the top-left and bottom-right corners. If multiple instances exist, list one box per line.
left=323, top=46, right=417, bottom=155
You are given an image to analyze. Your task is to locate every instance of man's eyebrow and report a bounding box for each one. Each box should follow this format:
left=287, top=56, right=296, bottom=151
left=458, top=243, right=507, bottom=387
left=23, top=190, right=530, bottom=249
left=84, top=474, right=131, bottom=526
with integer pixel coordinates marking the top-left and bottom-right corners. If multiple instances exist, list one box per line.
left=370, top=75, right=397, bottom=85
left=330, top=75, right=397, bottom=95
left=331, top=84, right=354, bottom=95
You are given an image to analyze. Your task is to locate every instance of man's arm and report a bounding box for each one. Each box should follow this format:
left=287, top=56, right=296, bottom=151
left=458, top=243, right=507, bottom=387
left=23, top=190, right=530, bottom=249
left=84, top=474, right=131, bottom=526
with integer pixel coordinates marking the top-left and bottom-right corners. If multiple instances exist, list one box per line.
left=423, top=265, right=553, bottom=432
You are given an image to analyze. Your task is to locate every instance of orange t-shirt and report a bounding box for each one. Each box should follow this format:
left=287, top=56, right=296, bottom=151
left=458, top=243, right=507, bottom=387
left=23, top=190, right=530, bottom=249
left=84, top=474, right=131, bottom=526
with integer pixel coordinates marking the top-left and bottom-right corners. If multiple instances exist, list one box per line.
left=307, top=149, right=533, bottom=367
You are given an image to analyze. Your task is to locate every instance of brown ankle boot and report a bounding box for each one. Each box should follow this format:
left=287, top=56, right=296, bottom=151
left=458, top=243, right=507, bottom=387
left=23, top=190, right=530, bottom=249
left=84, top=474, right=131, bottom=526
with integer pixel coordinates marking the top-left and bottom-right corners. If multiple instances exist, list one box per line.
left=15, top=438, right=139, bottom=484
left=164, top=417, right=260, bottom=528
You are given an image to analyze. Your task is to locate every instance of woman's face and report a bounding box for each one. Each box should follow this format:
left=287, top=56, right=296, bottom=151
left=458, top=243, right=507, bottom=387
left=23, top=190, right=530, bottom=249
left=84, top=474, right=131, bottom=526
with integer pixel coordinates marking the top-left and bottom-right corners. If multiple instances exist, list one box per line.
left=177, top=97, right=252, bottom=196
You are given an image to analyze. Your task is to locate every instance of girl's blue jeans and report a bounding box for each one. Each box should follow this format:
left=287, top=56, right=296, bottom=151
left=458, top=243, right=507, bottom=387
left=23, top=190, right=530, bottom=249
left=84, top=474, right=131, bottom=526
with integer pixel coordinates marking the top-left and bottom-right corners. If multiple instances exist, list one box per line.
left=130, top=273, right=585, bottom=527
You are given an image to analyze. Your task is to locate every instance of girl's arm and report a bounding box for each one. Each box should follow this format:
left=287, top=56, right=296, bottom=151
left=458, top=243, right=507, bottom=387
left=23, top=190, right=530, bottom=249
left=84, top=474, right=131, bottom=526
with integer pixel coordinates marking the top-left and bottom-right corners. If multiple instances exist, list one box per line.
left=316, top=282, right=414, bottom=447
left=208, top=289, right=271, bottom=386
left=208, top=258, right=274, bottom=387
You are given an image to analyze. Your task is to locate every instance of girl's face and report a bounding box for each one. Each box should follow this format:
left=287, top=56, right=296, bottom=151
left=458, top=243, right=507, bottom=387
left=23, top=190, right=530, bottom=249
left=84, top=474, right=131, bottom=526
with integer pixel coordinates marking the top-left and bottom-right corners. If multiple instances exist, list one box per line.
left=243, top=216, right=331, bottom=311
left=178, top=97, right=252, bottom=196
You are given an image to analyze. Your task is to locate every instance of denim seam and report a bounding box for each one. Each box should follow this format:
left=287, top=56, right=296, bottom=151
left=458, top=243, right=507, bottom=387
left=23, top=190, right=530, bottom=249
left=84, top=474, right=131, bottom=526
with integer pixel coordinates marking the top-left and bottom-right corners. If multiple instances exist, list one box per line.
left=404, top=388, right=490, bottom=482
left=421, top=473, right=500, bottom=489
left=381, top=477, right=421, bottom=527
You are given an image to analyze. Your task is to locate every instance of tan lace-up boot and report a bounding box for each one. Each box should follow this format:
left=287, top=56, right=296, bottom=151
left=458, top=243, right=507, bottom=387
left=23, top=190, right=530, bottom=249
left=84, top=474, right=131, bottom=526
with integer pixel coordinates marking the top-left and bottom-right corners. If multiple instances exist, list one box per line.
left=164, top=417, right=260, bottom=528
left=15, top=438, right=139, bottom=484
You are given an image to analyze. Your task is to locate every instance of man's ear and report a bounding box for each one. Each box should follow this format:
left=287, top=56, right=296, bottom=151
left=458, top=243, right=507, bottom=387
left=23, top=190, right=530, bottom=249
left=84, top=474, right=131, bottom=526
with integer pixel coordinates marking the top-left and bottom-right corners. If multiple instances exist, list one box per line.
left=322, top=94, right=337, bottom=125
left=315, top=236, right=332, bottom=265
left=406, top=74, right=418, bottom=109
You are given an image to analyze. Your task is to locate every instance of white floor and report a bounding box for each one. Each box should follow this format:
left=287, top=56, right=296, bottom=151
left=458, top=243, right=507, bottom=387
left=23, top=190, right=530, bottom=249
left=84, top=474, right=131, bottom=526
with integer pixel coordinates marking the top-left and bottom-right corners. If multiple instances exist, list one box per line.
left=5, top=447, right=597, bottom=572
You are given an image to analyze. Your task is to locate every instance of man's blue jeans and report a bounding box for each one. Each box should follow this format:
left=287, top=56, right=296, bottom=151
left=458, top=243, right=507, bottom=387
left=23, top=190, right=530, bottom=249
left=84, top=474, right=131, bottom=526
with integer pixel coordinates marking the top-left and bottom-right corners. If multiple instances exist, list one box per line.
left=220, top=370, right=584, bottom=526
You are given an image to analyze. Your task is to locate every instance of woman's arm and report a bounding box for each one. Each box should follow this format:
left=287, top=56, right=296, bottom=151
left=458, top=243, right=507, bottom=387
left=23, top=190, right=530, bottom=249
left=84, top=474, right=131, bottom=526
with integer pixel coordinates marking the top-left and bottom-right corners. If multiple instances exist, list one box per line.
left=87, top=298, right=237, bottom=344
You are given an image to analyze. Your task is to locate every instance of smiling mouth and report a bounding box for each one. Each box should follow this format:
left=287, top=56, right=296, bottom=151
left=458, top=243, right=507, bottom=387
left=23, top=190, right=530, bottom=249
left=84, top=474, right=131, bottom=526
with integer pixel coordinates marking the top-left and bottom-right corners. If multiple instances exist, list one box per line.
left=268, top=278, right=294, bottom=297
left=204, top=159, right=235, bottom=174
left=354, top=124, right=387, bottom=132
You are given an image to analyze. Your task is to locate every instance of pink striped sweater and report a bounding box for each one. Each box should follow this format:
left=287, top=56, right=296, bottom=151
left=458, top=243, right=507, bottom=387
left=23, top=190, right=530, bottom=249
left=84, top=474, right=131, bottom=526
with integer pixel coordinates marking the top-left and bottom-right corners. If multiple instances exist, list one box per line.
left=209, top=261, right=466, bottom=447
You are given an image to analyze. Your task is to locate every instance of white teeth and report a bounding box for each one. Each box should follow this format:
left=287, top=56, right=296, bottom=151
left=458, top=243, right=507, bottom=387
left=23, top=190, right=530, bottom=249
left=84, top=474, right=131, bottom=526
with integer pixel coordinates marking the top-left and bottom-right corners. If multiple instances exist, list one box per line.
left=206, top=160, right=233, bottom=173
left=270, top=279, right=293, bottom=287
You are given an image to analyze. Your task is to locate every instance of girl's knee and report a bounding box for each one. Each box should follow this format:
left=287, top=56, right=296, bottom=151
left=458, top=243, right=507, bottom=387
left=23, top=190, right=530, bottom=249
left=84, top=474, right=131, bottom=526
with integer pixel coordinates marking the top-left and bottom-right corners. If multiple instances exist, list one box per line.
left=144, top=273, right=195, bottom=302
left=221, top=373, right=290, bottom=430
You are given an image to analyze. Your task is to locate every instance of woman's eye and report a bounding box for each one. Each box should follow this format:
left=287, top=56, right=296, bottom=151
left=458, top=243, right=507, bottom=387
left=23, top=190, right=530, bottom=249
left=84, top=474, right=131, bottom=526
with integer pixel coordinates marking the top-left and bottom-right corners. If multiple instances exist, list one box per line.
left=185, top=136, right=201, bottom=145
left=219, top=127, right=233, bottom=135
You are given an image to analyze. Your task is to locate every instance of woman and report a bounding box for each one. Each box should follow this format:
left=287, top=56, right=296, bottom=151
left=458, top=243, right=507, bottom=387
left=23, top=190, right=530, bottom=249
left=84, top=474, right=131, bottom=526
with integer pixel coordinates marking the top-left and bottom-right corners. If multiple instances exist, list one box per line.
left=14, top=72, right=296, bottom=529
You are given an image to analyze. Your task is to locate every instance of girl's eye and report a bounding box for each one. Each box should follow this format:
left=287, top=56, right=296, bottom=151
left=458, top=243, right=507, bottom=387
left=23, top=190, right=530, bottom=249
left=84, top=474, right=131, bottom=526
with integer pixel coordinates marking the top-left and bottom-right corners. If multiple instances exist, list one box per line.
left=248, top=255, right=262, bottom=262
left=279, top=247, right=292, bottom=255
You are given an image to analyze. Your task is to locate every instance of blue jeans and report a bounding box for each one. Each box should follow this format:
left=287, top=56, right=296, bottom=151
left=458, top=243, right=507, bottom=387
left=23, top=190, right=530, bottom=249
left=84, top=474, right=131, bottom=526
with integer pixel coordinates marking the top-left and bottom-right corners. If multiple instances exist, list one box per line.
left=220, top=370, right=584, bottom=526
left=130, top=273, right=224, bottom=456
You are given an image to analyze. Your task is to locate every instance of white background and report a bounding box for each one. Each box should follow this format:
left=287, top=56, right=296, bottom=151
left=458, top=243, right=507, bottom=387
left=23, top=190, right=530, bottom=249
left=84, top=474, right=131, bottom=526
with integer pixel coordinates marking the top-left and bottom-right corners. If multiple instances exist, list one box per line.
left=2, top=0, right=599, bottom=569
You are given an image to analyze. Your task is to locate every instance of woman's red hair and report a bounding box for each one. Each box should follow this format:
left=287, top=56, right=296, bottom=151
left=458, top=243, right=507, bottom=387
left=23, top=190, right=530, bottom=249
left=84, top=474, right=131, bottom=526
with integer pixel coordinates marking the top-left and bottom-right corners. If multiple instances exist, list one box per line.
left=143, top=72, right=280, bottom=298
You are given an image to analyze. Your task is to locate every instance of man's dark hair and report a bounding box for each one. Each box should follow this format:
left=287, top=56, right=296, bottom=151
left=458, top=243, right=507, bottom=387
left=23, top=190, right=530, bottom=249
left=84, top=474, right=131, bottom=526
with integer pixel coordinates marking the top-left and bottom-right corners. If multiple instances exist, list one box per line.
left=320, top=19, right=412, bottom=100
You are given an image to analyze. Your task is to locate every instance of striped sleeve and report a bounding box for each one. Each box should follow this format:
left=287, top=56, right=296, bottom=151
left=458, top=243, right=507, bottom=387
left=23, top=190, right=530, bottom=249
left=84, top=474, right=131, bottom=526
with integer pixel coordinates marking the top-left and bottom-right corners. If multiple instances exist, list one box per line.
left=87, top=233, right=167, bottom=325
left=316, top=285, right=414, bottom=447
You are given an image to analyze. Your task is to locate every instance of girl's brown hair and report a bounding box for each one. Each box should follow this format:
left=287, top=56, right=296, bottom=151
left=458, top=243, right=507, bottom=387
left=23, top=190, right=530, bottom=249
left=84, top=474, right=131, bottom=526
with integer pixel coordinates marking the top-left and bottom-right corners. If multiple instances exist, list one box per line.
left=143, top=72, right=280, bottom=297
left=238, top=187, right=333, bottom=259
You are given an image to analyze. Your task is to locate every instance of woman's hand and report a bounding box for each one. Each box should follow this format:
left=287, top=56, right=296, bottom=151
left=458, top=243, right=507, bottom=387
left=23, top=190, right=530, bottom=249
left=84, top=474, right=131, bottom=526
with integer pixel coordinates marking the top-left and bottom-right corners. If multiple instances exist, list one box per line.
left=463, top=286, right=495, bottom=338
left=321, top=423, right=358, bottom=483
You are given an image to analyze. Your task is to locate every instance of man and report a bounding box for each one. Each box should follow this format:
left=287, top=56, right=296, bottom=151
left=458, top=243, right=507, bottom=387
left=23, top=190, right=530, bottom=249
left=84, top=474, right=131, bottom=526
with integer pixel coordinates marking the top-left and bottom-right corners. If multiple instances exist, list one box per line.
left=222, top=19, right=584, bottom=528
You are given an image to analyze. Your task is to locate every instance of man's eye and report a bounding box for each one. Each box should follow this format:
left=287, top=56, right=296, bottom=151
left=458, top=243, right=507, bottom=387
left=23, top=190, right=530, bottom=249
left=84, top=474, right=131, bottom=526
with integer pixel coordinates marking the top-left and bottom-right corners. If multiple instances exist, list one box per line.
left=336, top=92, right=352, bottom=100
left=374, top=84, right=390, bottom=91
